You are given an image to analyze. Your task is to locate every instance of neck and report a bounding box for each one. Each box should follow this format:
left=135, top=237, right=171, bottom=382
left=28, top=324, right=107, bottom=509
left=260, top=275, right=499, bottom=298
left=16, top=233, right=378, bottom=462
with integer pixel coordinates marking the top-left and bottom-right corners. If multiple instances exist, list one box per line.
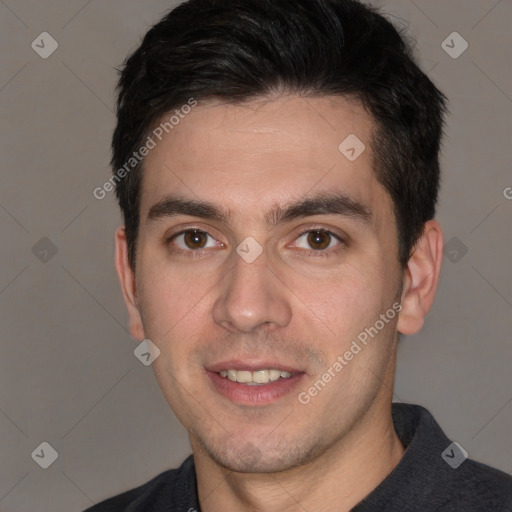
left=193, top=398, right=404, bottom=512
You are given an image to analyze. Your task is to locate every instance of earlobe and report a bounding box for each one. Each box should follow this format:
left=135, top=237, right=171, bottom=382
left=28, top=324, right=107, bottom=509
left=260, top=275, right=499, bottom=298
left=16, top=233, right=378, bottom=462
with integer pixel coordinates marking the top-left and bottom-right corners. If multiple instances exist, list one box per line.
left=396, top=220, right=443, bottom=335
left=114, top=227, right=145, bottom=341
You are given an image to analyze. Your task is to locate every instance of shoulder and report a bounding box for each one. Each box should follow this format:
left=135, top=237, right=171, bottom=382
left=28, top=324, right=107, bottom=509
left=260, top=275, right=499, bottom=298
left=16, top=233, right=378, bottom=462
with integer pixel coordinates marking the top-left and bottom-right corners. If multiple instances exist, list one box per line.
left=386, top=403, right=512, bottom=512
left=82, top=455, right=197, bottom=512
left=82, top=469, right=175, bottom=511
left=438, top=459, right=512, bottom=511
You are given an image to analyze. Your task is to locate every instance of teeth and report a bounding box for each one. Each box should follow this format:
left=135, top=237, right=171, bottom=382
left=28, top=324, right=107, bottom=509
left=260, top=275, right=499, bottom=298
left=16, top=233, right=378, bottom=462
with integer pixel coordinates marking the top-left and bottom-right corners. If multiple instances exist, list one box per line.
left=218, top=369, right=293, bottom=384
left=236, top=370, right=253, bottom=383
left=269, top=369, right=281, bottom=381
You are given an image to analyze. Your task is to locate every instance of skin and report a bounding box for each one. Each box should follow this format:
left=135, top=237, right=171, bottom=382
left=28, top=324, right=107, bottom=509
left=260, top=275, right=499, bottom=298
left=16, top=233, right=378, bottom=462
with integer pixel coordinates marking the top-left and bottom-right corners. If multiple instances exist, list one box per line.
left=115, top=95, right=443, bottom=512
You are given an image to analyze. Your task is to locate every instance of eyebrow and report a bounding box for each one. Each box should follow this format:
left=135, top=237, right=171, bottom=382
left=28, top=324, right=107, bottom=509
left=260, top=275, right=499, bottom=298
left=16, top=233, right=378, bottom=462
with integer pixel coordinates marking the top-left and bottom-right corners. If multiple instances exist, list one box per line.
left=146, top=192, right=372, bottom=228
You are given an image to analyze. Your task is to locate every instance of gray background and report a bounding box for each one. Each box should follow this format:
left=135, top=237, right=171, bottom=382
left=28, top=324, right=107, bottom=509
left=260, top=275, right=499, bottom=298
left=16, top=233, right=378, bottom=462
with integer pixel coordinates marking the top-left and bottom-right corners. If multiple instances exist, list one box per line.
left=0, top=0, right=511, bottom=510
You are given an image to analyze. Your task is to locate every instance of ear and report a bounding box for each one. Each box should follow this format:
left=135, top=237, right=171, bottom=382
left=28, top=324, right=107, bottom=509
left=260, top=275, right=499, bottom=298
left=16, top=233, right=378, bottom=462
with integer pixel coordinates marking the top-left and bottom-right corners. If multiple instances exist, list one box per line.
left=397, top=220, right=443, bottom=335
left=114, top=227, right=145, bottom=341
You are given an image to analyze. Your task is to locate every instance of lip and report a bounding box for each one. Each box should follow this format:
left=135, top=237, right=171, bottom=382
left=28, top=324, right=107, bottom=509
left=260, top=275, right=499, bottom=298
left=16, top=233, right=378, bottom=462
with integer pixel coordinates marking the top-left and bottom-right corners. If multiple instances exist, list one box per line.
left=206, top=369, right=306, bottom=405
left=207, top=360, right=303, bottom=373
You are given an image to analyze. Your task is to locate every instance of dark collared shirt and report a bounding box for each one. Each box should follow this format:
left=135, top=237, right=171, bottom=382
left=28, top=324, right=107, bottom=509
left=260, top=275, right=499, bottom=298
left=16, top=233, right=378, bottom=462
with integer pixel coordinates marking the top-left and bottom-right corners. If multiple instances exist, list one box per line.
left=84, top=403, right=512, bottom=511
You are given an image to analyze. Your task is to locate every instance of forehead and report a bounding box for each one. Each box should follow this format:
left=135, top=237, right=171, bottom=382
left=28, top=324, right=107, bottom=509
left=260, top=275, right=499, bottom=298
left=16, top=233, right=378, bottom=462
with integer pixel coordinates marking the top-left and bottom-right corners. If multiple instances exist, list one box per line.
left=139, top=95, right=391, bottom=229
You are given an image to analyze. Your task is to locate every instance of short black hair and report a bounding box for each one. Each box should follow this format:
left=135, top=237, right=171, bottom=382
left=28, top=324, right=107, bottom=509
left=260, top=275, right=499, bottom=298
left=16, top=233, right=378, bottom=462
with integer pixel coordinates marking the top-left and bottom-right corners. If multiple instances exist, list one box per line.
left=111, top=0, right=447, bottom=270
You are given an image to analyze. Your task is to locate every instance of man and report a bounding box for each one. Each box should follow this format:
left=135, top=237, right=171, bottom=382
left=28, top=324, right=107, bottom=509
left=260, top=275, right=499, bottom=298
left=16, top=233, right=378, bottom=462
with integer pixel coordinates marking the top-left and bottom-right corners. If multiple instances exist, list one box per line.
left=86, top=0, right=512, bottom=510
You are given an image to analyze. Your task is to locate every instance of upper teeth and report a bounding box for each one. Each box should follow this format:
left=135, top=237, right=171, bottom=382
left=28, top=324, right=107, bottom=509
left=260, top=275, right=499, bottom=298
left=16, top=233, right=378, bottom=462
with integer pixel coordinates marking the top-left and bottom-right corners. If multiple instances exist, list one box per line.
left=219, top=369, right=292, bottom=384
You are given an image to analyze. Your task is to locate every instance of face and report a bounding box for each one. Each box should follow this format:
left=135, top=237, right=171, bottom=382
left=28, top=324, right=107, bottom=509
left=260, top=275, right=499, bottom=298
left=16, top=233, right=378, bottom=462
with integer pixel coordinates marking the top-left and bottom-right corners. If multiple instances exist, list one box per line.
left=119, top=95, right=406, bottom=472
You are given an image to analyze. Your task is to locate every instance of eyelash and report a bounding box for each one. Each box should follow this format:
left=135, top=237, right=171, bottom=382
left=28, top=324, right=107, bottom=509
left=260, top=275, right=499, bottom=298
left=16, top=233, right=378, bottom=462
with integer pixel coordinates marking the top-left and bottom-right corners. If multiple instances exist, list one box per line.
left=166, top=229, right=222, bottom=259
left=294, top=228, right=345, bottom=257
left=166, top=227, right=345, bottom=258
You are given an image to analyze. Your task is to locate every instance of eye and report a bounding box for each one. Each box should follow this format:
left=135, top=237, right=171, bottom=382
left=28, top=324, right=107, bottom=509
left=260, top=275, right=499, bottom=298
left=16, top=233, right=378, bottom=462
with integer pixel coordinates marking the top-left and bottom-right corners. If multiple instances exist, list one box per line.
left=171, top=229, right=222, bottom=251
left=294, top=229, right=342, bottom=251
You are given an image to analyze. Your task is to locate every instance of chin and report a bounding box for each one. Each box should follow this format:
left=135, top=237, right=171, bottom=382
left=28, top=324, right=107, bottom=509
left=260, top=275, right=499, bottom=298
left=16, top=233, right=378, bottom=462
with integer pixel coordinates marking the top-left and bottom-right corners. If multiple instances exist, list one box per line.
left=200, top=434, right=321, bottom=474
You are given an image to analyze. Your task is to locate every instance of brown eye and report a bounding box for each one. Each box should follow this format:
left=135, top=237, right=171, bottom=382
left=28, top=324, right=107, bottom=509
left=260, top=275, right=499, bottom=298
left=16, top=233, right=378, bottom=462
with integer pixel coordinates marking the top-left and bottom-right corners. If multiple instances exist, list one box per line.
left=183, top=230, right=209, bottom=249
left=294, top=229, right=343, bottom=253
left=168, top=228, right=223, bottom=256
left=306, top=230, right=332, bottom=250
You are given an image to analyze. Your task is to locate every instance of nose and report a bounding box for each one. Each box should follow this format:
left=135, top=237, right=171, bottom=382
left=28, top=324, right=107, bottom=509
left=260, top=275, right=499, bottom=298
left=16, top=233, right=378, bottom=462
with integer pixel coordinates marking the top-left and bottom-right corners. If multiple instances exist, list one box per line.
left=212, top=249, right=292, bottom=333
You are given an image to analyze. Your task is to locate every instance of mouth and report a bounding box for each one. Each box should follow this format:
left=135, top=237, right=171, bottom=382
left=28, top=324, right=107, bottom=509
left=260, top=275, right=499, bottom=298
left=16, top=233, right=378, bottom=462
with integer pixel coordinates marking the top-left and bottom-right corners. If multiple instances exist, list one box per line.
left=206, top=361, right=306, bottom=405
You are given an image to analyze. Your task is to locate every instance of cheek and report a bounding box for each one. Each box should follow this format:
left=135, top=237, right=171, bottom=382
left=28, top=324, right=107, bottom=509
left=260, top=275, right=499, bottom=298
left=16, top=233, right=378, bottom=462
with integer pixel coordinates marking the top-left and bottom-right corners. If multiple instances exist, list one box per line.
left=135, top=234, right=225, bottom=329
left=135, top=258, right=206, bottom=345
left=137, top=268, right=210, bottom=395
left=296, top=261, right=387, bottom=338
